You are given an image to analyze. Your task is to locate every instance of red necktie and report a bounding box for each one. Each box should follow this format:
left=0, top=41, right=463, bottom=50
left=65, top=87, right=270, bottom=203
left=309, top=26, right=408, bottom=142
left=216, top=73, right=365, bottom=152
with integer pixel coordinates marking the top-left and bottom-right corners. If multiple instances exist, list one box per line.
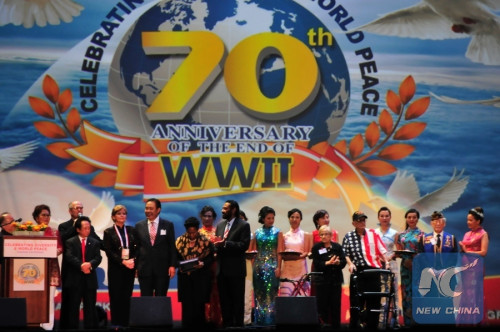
left=81, top=238, right=86, bottom=262
left=224, top=222, right=231, bottom=239
left=150, top=221, right=156, bottom=245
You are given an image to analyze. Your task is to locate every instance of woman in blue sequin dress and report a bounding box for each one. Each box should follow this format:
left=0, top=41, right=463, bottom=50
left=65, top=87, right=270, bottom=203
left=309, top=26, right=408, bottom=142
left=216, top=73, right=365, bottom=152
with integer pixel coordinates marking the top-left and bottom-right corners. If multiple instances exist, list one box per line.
left=250, top=206, right=283, bottom=326
left=395, top=208, right=424, bottom=327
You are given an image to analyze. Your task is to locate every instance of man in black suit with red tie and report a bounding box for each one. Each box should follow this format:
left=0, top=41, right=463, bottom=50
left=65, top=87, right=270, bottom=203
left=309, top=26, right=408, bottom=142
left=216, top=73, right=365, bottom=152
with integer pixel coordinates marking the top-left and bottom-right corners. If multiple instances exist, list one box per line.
left=60, top=216, right=102, bottom=329
left=58, top=200, right=102, bottom=329
left=214, top=199, right=251, bottom=328
left=134, top=198, right=177, bottom=296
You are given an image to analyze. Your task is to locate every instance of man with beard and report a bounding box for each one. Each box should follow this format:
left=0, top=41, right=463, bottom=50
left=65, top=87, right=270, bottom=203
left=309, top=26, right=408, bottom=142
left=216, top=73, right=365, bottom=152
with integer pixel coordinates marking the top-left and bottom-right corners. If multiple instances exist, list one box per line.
left=214, top=200, right=251, bottom=328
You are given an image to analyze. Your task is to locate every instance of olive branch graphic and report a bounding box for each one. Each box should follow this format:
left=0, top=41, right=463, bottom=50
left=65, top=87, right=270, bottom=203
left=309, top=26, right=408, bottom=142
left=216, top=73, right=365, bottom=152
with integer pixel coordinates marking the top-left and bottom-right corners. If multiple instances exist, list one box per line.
left=334, top=75, right=430, bottom=176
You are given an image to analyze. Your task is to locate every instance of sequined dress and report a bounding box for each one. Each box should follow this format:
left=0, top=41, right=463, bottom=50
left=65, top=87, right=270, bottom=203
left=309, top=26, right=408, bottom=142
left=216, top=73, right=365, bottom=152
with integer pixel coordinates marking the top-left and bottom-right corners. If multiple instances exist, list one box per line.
left=253, top=226, right=280, bottom=326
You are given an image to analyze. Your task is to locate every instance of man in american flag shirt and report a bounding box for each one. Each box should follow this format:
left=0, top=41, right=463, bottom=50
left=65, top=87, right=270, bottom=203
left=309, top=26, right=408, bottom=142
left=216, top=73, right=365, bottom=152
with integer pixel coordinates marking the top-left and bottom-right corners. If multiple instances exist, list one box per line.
left=342, top=211, right=389, bottom=329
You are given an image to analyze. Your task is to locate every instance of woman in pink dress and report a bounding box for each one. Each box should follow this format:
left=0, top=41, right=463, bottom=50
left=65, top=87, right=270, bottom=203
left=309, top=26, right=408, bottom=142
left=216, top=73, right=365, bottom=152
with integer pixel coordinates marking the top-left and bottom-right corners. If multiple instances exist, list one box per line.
left=33, top=204, right=62, bottom=330
left=198, top=205, right=223, bottom=328
left=279, top=208, right=313, bottom=296
left=459, top=206, right=489, bottom=256
left=456, top=206, right=489, bottom=325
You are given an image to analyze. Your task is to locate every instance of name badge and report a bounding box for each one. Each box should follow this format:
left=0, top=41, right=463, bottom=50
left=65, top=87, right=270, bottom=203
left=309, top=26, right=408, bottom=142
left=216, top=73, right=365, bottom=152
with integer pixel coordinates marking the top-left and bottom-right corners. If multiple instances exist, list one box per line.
left=121, top=248, right=130, bottom=260
left=319, top=248, right=327, bottom=255
left=160, top=229, right=166, bottom=235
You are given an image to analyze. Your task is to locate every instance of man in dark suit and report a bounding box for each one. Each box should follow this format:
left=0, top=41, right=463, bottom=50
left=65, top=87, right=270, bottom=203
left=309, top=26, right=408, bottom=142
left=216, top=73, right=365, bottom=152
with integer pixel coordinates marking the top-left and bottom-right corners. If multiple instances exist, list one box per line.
left=214, top=199, right=251, bottom=327
left=58, top=201, right=102, bottom=329
left=58, top=201, right=102, bottom=247
left=135, top=198, right=177, bottom=296
left=60, top=216, right=102, bottom=329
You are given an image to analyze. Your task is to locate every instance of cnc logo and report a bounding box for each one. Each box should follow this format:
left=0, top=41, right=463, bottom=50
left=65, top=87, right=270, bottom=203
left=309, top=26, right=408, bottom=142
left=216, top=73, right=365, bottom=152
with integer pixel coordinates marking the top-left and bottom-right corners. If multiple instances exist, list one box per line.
left=418, top=258, right=478, bottom=297
left=413, top=253, right=483, bottom=325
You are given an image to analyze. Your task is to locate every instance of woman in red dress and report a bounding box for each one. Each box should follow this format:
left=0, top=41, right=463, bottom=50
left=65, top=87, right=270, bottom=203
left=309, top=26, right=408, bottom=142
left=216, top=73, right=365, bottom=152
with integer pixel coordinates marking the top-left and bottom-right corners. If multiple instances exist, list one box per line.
left=33, top=204, right=62, bottom=330
left=198, top=205, right=223, bottom=328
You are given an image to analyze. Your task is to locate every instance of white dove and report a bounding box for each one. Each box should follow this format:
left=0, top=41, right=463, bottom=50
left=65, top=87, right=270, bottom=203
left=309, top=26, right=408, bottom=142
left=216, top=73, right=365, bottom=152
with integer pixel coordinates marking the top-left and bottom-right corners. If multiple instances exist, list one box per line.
left=0, top=0, right=84, bottom=28
left=351, top=0, right=500, bottom=66
left=369, top=168, right=469, bottom=230
left=87, top=190, right=115, bottom=237
left=0, top=140, right=38, bottom=172
left=430, top=91, right=500, bottom=108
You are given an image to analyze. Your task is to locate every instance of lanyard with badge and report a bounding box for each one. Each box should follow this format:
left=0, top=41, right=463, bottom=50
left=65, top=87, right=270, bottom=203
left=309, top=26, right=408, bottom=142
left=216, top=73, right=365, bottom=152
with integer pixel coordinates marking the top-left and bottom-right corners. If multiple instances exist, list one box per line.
left=114, top=225, right=130, bottom=259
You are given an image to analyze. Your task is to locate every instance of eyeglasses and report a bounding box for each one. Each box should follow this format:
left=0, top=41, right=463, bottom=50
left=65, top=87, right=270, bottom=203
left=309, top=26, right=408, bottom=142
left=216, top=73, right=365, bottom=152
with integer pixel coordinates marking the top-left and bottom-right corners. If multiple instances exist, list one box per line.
left=40, top=214, right=51, bottom=217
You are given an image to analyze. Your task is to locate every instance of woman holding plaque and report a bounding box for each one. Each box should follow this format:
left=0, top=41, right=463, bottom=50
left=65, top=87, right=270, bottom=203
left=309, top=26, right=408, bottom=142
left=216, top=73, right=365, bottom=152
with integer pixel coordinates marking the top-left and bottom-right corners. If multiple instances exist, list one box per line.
left=176, top=216, right=214, bottom=328
left=279, top=208, right=313, bottom=296
left=103, top=204, right=137, bottom=327
left=394, top=208, right=424, bottom=327
left=33, top=204, right=62, bottom=330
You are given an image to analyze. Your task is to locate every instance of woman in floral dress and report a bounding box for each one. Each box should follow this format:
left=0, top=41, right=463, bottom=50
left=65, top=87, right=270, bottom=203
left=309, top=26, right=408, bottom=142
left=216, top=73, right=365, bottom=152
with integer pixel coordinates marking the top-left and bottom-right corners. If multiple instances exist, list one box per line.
left=176, top=216, right=214, bottom=328
left=395, top=208, right=424, bottom=327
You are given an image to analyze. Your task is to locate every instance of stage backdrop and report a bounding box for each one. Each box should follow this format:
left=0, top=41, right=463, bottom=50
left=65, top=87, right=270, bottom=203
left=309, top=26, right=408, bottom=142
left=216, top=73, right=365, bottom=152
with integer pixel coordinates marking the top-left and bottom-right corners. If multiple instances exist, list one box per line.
left=1, top=0, right=499, bottom=325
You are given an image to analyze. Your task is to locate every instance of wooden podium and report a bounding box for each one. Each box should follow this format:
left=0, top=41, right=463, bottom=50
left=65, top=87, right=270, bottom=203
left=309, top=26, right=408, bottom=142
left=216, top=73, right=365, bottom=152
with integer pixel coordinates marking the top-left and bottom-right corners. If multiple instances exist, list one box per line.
left=1, top=235, right=57, bottom=327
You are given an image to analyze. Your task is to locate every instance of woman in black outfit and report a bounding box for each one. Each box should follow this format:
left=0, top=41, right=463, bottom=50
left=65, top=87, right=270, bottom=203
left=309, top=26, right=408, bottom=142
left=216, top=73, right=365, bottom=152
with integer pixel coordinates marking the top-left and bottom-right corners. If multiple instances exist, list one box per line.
left=103, top=204, right=137, bottom=327
left=310, top=225, right=346, bottom=328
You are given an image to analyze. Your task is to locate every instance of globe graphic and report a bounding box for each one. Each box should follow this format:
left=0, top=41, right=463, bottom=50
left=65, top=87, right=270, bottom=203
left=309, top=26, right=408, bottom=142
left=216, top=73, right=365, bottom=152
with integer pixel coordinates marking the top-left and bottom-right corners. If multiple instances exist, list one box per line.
left=108, top=0, right=350, bottom=148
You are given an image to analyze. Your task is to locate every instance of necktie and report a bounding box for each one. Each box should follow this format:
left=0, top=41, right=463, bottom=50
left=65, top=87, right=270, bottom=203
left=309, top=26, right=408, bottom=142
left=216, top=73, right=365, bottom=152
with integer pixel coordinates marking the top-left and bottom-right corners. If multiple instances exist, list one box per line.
left=223, top=222, right=231, bottom=239
left=436, top=234, right=441, bottom=249
left=150, top=221, right=156, bottom=245
left=81, top=238, right=86, bottom=262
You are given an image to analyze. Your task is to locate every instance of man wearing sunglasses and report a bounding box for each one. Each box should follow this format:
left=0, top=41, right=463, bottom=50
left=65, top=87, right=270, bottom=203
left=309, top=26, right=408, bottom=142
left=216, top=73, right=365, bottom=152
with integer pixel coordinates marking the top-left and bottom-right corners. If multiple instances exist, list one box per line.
left=0, top=212, right=17, bottom=236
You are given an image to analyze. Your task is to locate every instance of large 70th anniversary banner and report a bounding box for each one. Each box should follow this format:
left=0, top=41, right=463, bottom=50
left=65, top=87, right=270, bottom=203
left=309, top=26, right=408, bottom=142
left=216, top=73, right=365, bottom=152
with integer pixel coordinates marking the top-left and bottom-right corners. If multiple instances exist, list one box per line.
left=1, top=0, right=499, bottom=325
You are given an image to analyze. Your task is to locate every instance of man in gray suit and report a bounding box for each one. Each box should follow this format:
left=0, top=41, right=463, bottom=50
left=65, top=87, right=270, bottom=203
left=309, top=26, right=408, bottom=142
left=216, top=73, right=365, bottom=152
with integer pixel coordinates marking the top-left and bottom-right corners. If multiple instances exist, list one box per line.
left=214, top=199, right=251, bottom=328
left=134, top=198, right=177, bottom=296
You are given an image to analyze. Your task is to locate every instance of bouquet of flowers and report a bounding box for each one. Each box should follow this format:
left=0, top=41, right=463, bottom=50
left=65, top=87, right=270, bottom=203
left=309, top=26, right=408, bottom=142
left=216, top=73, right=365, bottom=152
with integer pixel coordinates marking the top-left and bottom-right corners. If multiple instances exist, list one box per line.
left=15, top=220, right=48, bottom=232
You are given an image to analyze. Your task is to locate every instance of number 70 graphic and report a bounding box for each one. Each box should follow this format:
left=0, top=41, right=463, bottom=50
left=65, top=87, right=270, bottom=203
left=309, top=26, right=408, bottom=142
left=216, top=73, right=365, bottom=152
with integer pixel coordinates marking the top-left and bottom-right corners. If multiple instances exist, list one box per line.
left=142, top=31, right=320, bottom=122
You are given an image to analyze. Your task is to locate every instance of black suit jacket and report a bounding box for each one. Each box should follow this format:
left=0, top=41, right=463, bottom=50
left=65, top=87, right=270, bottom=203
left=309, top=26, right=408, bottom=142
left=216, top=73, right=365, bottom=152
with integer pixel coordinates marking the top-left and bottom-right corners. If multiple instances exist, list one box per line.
left=135, top=218, right=177, bottom=278
left=58, top=218, right=102, bottom=250
left=103, top=225, right=137, bottom=267
left=215, top=218, right=251, bottom=277
left=59, top=218, right=102, bottom=281
left=62, top=235, right=102, bottom=289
